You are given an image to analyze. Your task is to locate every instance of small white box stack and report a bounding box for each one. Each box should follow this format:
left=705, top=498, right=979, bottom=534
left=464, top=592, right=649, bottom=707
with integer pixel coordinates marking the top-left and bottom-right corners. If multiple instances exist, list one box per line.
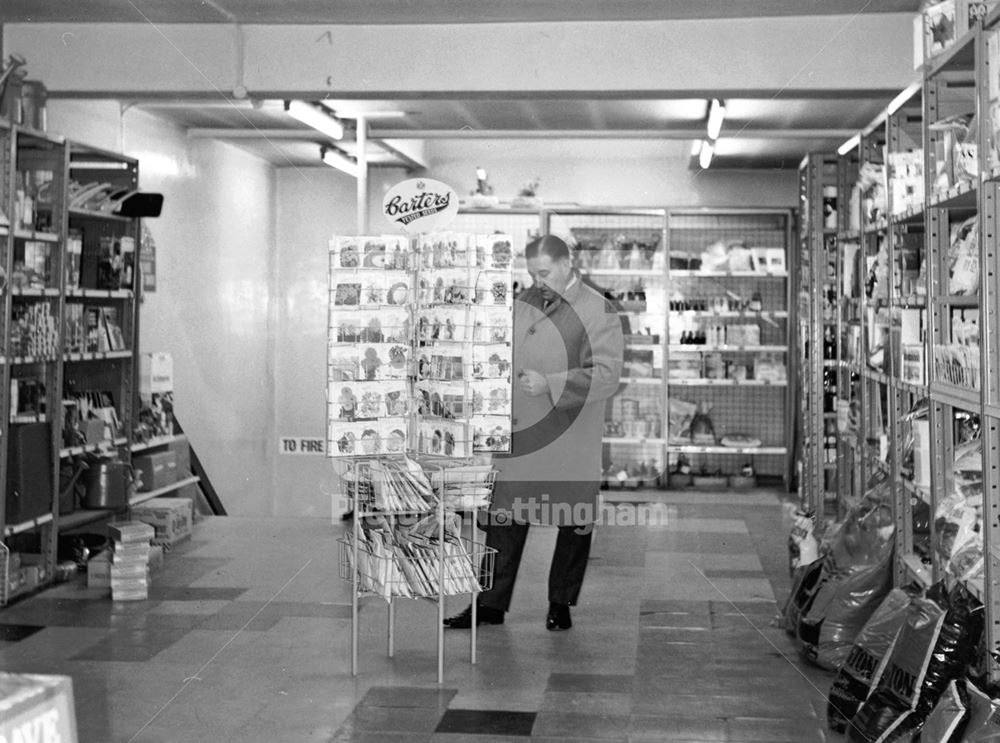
left=107, top=521, right=155, bottom=601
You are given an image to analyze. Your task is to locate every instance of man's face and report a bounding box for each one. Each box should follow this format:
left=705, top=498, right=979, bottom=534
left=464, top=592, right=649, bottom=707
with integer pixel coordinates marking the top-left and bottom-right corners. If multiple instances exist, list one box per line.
left=526, top=253, right=573, bottom=301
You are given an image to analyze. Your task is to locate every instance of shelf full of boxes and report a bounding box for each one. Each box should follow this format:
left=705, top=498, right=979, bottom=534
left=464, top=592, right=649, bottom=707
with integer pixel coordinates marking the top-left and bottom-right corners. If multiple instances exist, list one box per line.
left=665, top=209, right=794, bottom=490
left=795, top=2, right=1000, bottom=683
left=451, top=204, right=796, bottom=491
left=797, top=153, right=843, bottom=517
left=541, top=209, right=668, bottom=489
left=0, top=117, right=201, bottom=605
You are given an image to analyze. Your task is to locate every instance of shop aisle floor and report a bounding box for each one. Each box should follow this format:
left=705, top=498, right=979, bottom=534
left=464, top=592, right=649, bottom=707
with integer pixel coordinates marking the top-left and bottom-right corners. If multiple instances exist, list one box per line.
left=0, top=488, right=839, bottom=742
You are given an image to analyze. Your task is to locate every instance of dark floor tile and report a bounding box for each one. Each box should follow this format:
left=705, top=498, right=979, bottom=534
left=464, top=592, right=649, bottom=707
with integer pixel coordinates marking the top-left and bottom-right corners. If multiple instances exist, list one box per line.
left=434, top=709, right=535, bottom=736
left=0, top=623, right=45, bottom=642
left=546, top=673, right=634, bottom=694
left=360, top=685, right=457, bottom=709
left=69, top=626, right=189, bottom=661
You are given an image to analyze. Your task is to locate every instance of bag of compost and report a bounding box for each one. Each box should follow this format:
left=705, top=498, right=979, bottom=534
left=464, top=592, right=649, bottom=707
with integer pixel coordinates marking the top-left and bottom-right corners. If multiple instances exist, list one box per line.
left=827, top=588, right=913, bottom=734
left=847, top=582, right=984, bottom=742
left=782, top=557, right=826, bottom=636
left=916, top=679, right=968, bottom=742
left=961, top=682, right=1000, bottom=741
left=802, top=549, right=894, bottom=671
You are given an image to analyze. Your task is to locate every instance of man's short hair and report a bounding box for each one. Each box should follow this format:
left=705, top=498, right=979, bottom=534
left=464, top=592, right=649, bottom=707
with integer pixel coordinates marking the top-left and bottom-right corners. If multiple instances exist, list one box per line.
left=525, top=235, right=571, bottom=262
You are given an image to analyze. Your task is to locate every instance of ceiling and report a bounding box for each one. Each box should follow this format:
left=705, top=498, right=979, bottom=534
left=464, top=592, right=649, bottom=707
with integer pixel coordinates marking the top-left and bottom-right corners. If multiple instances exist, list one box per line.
left=2, top=0, right=923, bottom=171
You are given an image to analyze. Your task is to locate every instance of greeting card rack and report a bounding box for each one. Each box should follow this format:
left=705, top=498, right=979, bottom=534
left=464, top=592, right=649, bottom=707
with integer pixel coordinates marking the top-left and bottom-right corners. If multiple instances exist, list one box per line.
left=337, top=455, right=496, bottom=683
left=327, top=232, right=512, bottom=681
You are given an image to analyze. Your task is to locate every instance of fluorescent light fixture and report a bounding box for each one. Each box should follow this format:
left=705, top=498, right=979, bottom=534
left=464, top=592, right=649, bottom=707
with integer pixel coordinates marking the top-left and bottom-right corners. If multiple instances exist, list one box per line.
left=70, top=161, right=130, bottom=170
left=706, top=99, right=726, bottom=140
left=285, top=100, right=345, bottom=140
left=886, top=81, right=922, bottom=117
left=837, top=134, right=860, bottom=156
left=698, top=139, right=715, bottom=169
left=690, top=140, right=702, bottom=156
left=318, top=102, right=407, bottom=119
left=321, top=146, right=359, bottom=177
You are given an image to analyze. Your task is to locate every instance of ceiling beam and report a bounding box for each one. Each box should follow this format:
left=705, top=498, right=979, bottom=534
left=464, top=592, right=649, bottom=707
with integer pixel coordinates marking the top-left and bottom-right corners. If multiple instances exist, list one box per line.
left=5, top=16, right=915, bottom=97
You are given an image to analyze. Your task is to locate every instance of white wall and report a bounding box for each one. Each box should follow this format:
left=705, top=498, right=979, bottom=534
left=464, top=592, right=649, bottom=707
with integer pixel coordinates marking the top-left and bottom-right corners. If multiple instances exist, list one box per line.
left=272, top=165, right=407, bottom=518
left=46, top=101, right=278, bottom=516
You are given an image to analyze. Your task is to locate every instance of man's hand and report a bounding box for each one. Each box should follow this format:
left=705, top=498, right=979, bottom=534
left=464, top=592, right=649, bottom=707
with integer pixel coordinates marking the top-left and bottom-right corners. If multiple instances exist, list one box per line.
left=518, top=369, right=549, bottom=397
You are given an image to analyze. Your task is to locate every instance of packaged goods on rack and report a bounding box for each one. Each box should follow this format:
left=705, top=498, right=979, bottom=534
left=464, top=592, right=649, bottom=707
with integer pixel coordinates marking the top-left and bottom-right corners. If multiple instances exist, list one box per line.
left=826, top=588, right=914, bottom=734
left=9, top=302, right=58, bottom=358
left=887, top=150, right=925, bottom=216
left=328, top=232, right=513, bottom=459
left=340, top=516, right=489, bottom=600
left=929, top=113, right=978, bottom=196
left=426, top=462, right=496, bottom=510
left=947, top=216, right=979, bottom=296
left=846, top=581, right=983, bottom=743
left=344, top=457, right=438, bottom=512
left=933, top=343, right=980, bottom=389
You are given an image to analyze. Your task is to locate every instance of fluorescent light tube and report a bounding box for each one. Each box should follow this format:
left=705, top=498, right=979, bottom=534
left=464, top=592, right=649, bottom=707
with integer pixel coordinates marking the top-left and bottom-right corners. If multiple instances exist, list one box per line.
left=838, top=134, right=860, bottom=156
left=699, top=139, right=714, bottom=169
left=286, top=100, right=345, bottom=140
left=706, top=99, right=726, bottom=140
left=321, top=148, right=359, bottom=177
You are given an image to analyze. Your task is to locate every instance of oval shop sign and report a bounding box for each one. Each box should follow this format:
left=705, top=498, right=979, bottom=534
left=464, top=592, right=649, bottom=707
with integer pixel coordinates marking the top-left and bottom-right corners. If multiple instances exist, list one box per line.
left=382, top=178, right=459, bottom=234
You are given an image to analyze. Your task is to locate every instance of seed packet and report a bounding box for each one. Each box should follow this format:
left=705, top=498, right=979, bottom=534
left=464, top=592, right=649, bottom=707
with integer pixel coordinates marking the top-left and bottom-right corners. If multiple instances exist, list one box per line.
left=472, top=416, right=511, bottom=452
left=473, top=343, right=512, bottom=380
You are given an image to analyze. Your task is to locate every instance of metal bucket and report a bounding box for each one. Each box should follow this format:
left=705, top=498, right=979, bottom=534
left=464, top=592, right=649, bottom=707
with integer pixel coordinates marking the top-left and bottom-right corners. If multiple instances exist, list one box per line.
left=82, top=461, right=133, bottom=509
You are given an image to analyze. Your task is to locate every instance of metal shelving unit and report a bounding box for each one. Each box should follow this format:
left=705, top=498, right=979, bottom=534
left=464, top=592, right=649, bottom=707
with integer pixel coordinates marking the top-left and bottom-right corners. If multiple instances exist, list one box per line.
left=666, top=208, right=794, bottom=488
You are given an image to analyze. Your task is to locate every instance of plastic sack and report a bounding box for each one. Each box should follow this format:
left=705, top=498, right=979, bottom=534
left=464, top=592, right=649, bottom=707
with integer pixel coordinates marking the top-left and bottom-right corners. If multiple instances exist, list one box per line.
left=689, top=402, right=716, bottom=445
left=847, top=582, right=984, bottom=742
left=800, top=549, right=894, bottom=671
left=961, top=682, right=1000, bottom=741
left=934, top=493, right=979, bottom=565
left=667, top=397, right=697, bottom=444
left=846, top=595, right=946, bottom=742
left=782, top=558, right=825, bottom=636
left=916, top=679, right=967, bottom=743
left=827, top=588, right=913, bottom=735
left=788, top=508, right=819, bottom=576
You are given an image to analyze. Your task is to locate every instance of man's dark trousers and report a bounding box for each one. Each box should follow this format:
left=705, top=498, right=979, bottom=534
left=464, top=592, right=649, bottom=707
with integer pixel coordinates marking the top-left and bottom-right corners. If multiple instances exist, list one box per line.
left=478, top=520, right=593, bottom=612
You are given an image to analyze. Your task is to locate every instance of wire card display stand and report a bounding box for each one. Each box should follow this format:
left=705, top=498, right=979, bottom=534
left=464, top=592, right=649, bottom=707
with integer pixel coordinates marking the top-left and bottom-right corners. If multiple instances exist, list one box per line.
left=337, top=455, right=497, bottom=683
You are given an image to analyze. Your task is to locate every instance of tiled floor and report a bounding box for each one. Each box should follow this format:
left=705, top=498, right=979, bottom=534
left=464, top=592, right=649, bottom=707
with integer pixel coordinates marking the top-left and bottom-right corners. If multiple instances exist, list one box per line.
left=0, top=488, right=835, bottom=742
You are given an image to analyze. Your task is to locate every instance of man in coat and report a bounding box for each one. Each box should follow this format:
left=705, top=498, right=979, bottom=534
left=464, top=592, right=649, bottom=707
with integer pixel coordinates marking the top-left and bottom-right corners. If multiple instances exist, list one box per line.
left=445, top=234, right=624, bottom=631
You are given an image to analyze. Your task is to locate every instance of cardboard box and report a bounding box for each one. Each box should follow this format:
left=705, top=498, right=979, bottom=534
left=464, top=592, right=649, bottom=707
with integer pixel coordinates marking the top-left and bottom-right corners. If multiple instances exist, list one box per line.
left=922, top=1, right=996, bottom=60
left=0, top=673, right=78, bottom=743
left=132, top=451, right=177, bottom=492
left=131, top=497, right=193, bottom=547
left=166, top=434, right=191, bottom=475
left=139, top=352, right=173, bottom=397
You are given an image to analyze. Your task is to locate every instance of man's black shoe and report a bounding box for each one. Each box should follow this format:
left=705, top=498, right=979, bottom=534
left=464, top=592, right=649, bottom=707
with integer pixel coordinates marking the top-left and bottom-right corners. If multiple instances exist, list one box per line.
left=443, top=604, right=505, bottom=629
left=545, top=602, right=572, bottom=631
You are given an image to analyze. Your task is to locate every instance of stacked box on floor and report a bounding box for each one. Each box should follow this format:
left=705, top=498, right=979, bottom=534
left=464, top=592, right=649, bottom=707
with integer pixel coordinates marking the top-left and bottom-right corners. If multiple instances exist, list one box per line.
left=131, top=497, right=193, bottom=547
left=107, top=521, right=154, bottom=601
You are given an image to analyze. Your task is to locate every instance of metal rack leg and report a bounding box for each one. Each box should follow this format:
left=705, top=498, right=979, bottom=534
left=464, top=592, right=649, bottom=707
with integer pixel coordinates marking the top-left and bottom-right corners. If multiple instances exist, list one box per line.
left=437, top=596, right=445, bottom=685
left=388, top=600, right=395, bottom=657
left=351, top=585, right=359, bottom=676
left=471, top=592, right=478, bottom=665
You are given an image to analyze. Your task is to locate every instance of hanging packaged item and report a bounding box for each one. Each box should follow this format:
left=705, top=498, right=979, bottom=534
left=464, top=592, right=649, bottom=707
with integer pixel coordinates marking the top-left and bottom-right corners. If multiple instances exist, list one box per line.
left=688, top=402, right=716, bottom=445
left=919, top=679, right=968, bottom=743
left=947, top=215, right=979, bottom=295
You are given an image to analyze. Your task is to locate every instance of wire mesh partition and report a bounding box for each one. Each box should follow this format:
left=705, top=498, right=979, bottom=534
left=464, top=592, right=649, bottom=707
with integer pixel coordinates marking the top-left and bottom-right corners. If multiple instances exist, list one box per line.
left=667, top=211, right=789, bottom=263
